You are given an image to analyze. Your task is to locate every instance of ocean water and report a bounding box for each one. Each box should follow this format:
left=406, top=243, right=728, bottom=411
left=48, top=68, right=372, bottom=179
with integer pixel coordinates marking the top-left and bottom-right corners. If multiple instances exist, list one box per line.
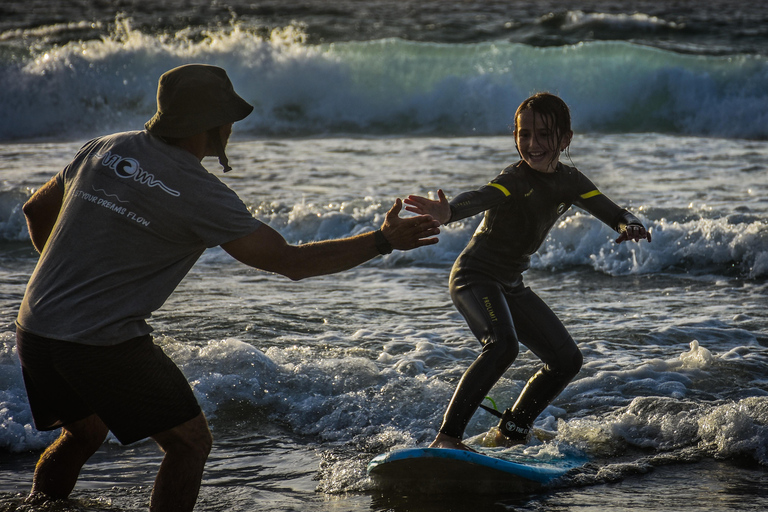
left=1, top=1, right=767, bottom=511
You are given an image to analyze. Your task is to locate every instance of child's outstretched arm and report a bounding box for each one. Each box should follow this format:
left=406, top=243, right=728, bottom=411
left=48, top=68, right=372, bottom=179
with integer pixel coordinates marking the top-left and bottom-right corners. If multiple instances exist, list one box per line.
left=570, top=173, right=652, bottom=245
left=404, top=189, right=452, bottom=225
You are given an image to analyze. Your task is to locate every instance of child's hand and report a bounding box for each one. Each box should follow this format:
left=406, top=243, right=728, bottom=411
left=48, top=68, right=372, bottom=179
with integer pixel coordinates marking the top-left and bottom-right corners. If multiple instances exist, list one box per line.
left=404, top=189, right=451, bottom=225
left=615, top=223, right=652, bottom=244
left=380, top=199, right=440, bottom=250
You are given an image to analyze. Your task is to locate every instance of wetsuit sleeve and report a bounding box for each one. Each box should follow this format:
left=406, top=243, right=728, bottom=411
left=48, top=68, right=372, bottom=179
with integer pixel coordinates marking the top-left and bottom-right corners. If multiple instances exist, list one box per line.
left=447, top=184, right=510, bottom=224
left=572, top=174, right=643, bottom=233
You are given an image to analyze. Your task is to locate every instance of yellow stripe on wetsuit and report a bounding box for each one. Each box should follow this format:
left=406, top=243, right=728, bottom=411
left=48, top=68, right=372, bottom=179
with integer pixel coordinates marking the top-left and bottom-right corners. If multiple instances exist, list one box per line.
left=488, top=183, right=600, bottom=199
left=488, top=183, right=511, bottom=196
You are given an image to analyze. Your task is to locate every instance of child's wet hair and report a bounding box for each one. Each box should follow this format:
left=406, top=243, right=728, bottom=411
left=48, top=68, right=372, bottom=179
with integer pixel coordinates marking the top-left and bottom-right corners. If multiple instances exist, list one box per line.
left=514, top=92, right=572, bottom=160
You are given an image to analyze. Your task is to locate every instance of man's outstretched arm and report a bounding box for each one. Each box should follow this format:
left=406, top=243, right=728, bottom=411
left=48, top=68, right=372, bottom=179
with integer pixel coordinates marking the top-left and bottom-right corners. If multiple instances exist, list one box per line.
left=222, top=199, right=440, bottom=281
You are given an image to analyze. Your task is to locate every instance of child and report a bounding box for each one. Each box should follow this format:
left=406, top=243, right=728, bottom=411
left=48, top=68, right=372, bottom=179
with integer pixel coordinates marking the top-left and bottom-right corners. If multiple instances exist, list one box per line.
left=404, top=92, right=651, bottom=450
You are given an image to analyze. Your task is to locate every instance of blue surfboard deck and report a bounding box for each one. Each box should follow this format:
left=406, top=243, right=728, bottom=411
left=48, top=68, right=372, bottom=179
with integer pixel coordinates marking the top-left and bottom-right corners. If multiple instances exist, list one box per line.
left=368, top=447, right=586, bottom=494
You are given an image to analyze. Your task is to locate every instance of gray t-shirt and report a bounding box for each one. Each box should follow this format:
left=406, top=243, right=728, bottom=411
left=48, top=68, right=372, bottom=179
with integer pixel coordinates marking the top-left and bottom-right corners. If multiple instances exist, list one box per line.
left=17, top=130, right=262, bottom=345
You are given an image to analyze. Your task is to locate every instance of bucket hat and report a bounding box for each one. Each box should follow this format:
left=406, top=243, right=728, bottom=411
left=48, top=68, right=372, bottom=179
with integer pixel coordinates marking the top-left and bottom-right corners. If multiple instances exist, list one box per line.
left=145, top=64, right=253, bottom=139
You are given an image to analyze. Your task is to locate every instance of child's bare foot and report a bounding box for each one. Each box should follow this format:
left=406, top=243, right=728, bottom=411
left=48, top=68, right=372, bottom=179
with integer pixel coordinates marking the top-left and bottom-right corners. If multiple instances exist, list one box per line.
left=476, top=427, right=528, bottom=448
left=428, top=433, right=477, bottom=452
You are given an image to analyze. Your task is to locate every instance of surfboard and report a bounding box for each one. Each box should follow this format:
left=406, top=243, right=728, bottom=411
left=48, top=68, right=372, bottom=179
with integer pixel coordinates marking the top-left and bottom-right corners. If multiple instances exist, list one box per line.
left=367, top=447, right=586, bottom=494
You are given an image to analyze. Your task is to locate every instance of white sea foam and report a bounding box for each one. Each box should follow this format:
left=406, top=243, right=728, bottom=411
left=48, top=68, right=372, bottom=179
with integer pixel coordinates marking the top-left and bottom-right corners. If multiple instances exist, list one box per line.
left=1, top=19, right=768, bottom=141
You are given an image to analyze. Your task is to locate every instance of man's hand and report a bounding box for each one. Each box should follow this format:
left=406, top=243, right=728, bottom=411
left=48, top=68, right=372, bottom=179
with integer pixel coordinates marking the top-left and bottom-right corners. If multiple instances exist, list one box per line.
left=380, top=198, right=440, bottom=250
left=615, top=223, right=652, bottom=244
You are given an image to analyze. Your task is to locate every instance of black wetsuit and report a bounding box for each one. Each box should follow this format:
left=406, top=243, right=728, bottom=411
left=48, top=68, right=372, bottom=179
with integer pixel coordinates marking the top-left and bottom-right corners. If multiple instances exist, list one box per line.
left=439, top=160, right=642, bottom=440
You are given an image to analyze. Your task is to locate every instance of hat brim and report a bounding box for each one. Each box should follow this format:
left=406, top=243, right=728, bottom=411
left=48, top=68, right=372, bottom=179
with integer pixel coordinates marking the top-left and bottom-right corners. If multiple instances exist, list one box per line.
left=144, top=64, right=254, bottom=139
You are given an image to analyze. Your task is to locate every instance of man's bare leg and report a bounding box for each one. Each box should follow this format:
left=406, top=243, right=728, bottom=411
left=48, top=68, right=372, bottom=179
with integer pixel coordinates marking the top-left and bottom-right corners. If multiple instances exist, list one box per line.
left=26, top=414, right=109, bottom=502
left=150, top=412, right=212, bottom=512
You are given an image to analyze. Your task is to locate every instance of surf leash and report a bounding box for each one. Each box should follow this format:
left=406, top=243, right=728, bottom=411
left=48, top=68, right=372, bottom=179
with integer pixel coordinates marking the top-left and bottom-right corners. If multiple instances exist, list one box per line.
left=479, top=397, right=503, bottom=418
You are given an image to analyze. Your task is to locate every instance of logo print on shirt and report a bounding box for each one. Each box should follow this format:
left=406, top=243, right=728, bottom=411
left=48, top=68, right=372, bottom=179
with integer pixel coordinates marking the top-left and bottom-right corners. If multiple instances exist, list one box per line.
left=96, top=151, right=180, bottom=197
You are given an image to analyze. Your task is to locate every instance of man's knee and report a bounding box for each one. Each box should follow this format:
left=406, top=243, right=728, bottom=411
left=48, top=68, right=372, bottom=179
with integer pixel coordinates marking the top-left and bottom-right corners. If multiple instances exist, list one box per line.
left=63, top=415, right=109, bottom=454
left=153, top=413, right=212, bottom=461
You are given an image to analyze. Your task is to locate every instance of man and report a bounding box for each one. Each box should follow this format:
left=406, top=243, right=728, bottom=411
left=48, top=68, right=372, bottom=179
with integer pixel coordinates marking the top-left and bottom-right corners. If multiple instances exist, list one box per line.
left=15, top=64, right=439, bottom=511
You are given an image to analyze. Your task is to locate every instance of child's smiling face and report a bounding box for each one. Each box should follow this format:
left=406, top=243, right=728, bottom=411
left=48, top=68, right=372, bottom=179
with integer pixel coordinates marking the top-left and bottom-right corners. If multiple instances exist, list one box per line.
left=514, top=110, right=571, bottom=174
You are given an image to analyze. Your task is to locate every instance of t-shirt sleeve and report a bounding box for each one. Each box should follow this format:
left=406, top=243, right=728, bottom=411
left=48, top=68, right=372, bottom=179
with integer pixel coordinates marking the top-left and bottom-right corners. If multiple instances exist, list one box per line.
left=58, top=138, right=101, bottom=187
left=182, top=176, right=263, bottom=248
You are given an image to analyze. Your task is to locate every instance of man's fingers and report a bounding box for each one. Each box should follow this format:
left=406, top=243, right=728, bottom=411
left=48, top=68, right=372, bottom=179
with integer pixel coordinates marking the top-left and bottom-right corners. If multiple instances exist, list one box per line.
left=387, top=198, right=403, bottom=218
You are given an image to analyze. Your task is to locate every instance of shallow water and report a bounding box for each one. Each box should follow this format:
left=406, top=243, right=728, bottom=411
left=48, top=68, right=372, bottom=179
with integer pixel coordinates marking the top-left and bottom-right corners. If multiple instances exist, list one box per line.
left=2, top=132, right=767, bottom=511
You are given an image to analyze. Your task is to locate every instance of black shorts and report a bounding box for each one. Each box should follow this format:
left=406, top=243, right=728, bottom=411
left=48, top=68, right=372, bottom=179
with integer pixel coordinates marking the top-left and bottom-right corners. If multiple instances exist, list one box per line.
left=15, top=327, right=201, bottom=445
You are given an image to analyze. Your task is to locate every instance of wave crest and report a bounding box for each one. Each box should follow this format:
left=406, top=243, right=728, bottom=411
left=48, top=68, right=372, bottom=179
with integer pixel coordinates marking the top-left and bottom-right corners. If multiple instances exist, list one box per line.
left=1, top=18, right=767, bottom=141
